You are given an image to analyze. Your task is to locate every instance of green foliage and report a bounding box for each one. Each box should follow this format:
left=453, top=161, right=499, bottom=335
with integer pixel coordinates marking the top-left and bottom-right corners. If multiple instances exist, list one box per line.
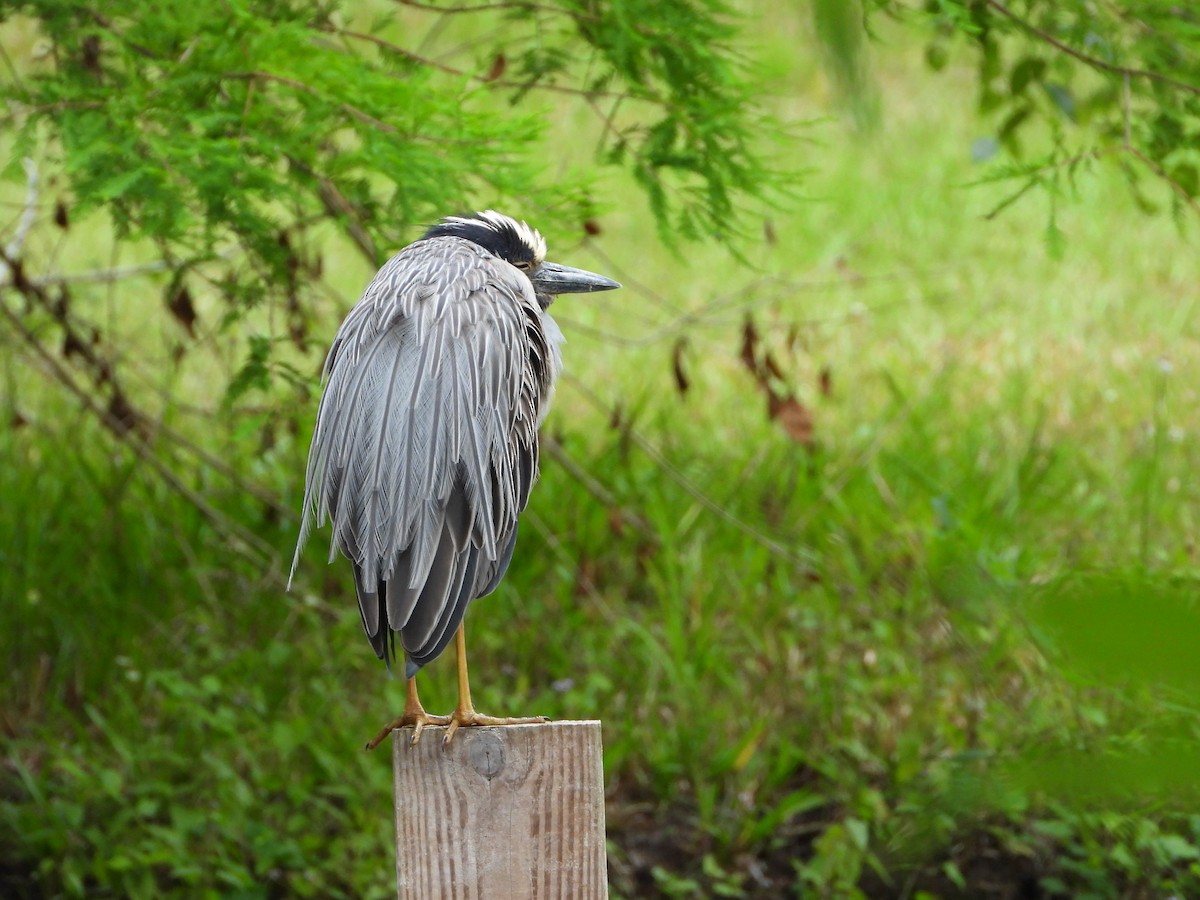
left=0, top=0, right=786, bottom=428
left=4, top=2, right=1200, bottom=899
left=3, top=0, right=784, bottom=261
left=1024, top=808, right=1200, bottom=898
left=865, top=0, right=1200, bottom=239
left=0, top=420, right=395, bottom=898
left=5, top=668, right=395, bottom=898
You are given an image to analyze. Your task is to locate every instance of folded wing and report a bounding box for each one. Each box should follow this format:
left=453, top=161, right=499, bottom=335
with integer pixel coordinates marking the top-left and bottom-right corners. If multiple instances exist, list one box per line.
left=291, top=237, right=547, bottom=675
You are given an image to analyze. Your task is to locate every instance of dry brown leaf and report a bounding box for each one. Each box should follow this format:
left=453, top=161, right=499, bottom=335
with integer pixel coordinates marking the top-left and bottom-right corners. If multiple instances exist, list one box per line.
left=672, top=337, right=690, bottom=396
left=740, top=316, right=761, bottom=381
left=483, top=53, right=507, bottom=82
left=768, top=393, right=814, bottom=446
left=167, top=285, right=198, bottom=337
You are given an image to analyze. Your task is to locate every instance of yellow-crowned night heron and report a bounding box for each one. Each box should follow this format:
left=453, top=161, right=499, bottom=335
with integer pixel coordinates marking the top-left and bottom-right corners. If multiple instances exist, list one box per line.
left=290, top=211, right=620, bottom=747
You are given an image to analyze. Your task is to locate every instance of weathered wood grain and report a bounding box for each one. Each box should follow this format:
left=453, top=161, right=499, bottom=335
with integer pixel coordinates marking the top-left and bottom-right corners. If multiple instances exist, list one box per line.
left=393, top=720, right=607, bottom=899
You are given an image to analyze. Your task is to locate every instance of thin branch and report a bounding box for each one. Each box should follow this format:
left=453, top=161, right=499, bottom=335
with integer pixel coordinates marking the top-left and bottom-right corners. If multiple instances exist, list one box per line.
left=29, top=259, right=172, bottom=287
left=221, top=71, right=397, bottom=132
left=331, top=27, right=644, bottom=101
left=6, top=100, right=105, bottom=115
left=978, top=142, right=1200, bottom=219
left=554, top=265, right=962, bottom=348
left=83, top=9, right=161, bottom=61
left=986, top=0, right=1200, bottom=98
left=395, top=0, right=590, bottom=19
left=285, top=153, right=378, bottom=265
left=152, top=423, right=294, bottom=521
left=0, top=180, right=289, bottom=554
left=392, top=0, right=707, bottom=60
left=1123, top=71, right=1132, bottom=146
left=541, top=434, right=656, bottom=538
left=223, top=70, right=491, bottom=144
left=0, top=158, right=38, bottom=286
left=331, top=27, right=462, bottom=77
left=0, top=300, right=276, bottom=568
left=1125, top=145, right=1200, bottom=217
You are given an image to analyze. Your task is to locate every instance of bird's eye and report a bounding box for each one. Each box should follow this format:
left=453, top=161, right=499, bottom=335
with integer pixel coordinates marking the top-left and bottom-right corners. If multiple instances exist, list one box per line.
left=514, top=261, right=532, bottom=271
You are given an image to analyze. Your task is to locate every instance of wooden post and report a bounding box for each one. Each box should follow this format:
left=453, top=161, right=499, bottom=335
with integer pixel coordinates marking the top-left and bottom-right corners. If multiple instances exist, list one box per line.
left=392, top=720, right=607, bottom=900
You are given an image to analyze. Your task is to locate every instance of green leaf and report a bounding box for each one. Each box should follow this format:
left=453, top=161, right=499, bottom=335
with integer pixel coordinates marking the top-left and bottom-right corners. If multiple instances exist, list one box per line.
left=225, top=336, right=273, bottom=407
left=1044, top=206, right=1066, bottom=260
left=1042, top=83, right=1076, bottom=122
left=1010, top=57, right=1046, bottom=95
left=1157, top=834, right=1200, bottom=862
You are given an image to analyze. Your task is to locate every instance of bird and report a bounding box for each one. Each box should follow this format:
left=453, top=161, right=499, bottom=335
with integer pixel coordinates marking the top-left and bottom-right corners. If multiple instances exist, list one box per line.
left=289, top=210, right=620, bottom=748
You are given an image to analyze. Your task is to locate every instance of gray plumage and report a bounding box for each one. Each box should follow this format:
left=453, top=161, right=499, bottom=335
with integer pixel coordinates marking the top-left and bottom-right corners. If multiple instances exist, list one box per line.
left=290, top=211, right=618, bottom=679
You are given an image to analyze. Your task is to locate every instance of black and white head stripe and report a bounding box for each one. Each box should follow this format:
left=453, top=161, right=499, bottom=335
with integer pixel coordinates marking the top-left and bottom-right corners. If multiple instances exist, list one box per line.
left=422, top=210, right=547, bottom=268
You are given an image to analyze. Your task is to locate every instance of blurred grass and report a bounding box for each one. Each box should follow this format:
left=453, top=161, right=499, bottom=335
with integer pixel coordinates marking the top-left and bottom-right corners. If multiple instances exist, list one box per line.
left=4, top=5, right=1200, bottom=899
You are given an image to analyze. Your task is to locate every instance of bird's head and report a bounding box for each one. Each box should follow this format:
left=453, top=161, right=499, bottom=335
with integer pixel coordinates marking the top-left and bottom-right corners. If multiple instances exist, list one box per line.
left=423, top=210, right=620, bottom=308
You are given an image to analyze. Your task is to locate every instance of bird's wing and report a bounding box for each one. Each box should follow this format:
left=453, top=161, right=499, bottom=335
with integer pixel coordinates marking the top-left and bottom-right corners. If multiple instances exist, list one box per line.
left=291, top=236, right=549, bottom=671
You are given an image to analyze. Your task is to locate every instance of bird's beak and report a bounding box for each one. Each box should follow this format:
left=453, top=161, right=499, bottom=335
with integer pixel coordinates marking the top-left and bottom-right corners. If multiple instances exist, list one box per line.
left=531, top=261, right=621, bottom=295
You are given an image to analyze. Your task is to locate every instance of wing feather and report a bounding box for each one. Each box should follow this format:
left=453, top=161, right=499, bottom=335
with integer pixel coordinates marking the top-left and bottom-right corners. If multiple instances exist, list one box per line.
left=291, top=236, right=551, bottom=669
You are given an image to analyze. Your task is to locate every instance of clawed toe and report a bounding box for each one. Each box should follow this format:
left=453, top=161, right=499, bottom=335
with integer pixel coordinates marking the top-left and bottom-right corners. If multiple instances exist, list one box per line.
left=365, top=710, right=451, bottom=751
left=441, top=708, right=549, bottom=747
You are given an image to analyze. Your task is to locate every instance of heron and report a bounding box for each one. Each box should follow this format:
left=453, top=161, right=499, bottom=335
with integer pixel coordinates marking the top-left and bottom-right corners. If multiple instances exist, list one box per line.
left=290, top=210, right=620, bottom=748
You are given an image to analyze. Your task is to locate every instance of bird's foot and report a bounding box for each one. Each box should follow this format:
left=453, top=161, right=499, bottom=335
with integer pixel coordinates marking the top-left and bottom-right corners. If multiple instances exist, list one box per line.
left=365, top=709, right=452, bottom=751
left=442, top=706, right=550, bottom=748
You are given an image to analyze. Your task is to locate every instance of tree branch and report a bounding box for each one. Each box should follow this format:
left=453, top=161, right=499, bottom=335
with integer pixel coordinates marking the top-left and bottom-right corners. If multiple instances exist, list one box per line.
left=29, top=259, right=171, bottom=287
left=0, top=162, right=291, bottom=555
left=331, top=27, right=645, bottom=101
left=221, top=71, right=398, bottom=132
left=985, top=0, right=1200, bottom=98
left=1124, top=145, right=1200, bottom=217
left=285, top=153, right=378, bottom=265
left=394, top=0, right=592, bottom=20
left=0, top=300, right=278, bottom=569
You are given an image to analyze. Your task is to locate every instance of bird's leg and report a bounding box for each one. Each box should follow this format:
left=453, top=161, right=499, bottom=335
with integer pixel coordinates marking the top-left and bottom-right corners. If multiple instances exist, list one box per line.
left=443, top=622, right=548, bottom=747
left=365, top=676, right=451, bottom=750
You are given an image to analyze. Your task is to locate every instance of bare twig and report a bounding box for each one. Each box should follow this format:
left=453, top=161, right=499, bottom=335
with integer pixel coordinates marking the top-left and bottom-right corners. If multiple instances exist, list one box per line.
left=153, top=424, right=295, bottom=521
left=391, top=0, right=700, bottom=60
left=541, top=434, right=656, bottom=538
left=553, top=265, right=961, bottom=348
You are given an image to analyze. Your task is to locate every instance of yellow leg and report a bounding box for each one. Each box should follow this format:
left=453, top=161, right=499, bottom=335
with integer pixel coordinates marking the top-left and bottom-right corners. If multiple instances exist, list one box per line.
left=442, top=622, right=548, bottom=747
left=365, top=676, right=450, bottom=750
